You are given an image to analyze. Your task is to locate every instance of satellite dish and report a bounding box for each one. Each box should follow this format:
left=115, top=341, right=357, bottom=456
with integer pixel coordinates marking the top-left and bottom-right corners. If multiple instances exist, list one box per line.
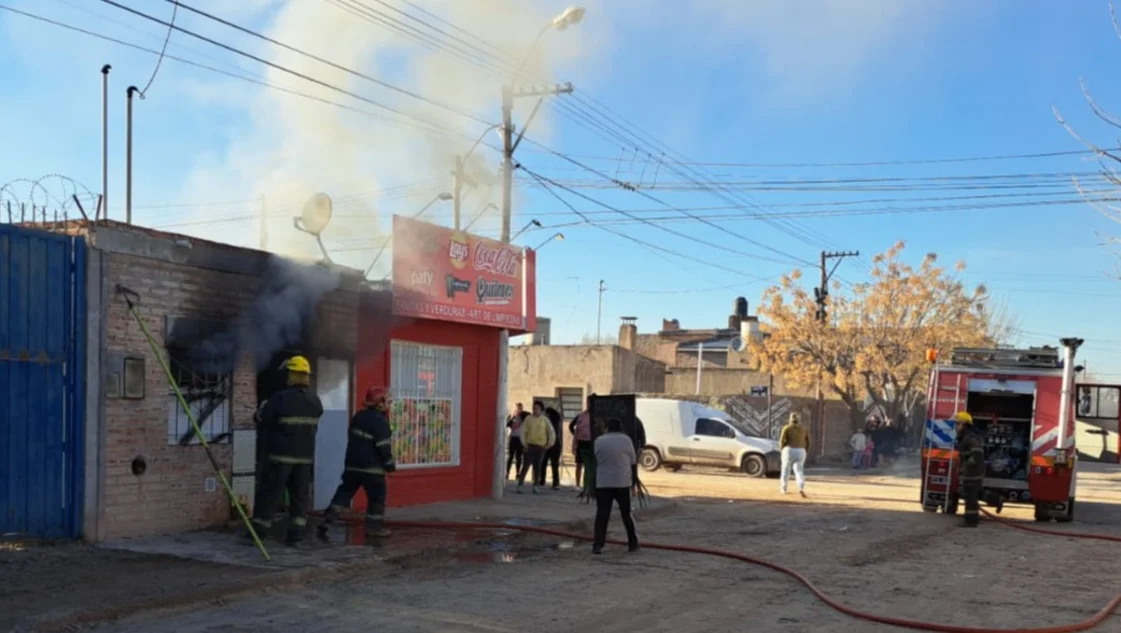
left=730, top=336, right=746, bottom=352
left=297, top=192, right=333, bottom=235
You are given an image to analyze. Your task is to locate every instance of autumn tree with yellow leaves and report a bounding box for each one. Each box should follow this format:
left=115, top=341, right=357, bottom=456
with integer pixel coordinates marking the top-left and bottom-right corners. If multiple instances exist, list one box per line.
left=750, top=242, right=1007, bottom=427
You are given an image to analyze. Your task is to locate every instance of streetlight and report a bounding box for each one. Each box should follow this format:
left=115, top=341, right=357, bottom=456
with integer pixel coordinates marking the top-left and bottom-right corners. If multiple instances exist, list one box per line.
left=533, top=232, right=564, bottom=250
left=511, top=219, right=542, bottom=242
left=464, top=202, right=499, bottom=232
left=365, top=192, right=452, bottom=278
left=415, top=191, right=453, bottom=219
left=500, top=7, right=586, bottom=243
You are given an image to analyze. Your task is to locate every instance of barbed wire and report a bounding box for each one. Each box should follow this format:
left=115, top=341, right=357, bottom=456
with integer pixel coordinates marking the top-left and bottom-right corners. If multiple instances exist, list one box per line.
left=1, top=174, right=98, bottom=226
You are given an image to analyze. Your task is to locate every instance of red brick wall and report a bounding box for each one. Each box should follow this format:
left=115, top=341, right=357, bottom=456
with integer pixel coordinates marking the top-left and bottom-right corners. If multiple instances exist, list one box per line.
left=100, top=252, right=357, bottom=540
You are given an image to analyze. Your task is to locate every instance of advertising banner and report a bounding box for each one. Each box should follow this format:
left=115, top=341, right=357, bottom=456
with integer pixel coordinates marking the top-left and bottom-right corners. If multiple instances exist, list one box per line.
left=391, top=215, right=536, bottom=333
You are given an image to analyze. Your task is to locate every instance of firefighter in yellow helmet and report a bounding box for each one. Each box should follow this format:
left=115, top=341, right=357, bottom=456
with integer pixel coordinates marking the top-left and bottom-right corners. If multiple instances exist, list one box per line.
left=246, top=355, right=324, bottom=546
left=953, top=411, right=985, bottom=528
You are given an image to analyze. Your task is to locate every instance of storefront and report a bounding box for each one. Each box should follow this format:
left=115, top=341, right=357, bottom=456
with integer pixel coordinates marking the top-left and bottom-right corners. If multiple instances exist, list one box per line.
left=355, top=216, right=536, bottom=508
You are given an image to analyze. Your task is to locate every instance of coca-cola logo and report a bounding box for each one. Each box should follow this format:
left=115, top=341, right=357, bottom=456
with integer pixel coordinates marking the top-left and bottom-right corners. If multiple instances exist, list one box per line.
left=472, top=242, right=520, bottom=278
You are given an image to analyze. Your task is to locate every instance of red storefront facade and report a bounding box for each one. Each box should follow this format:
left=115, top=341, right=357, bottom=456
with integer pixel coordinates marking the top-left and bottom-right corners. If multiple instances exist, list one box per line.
left=354, top=216, right=535, bottom=509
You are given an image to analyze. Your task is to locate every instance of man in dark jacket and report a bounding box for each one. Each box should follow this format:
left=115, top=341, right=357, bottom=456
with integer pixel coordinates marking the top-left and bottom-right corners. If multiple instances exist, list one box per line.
left=537, top=406, right=564, bottom=490
left=248, top=356, right=324, bottom=545
left=954, top=411, right=986, bottom=528
left=319, top=385, right=397, bottom=538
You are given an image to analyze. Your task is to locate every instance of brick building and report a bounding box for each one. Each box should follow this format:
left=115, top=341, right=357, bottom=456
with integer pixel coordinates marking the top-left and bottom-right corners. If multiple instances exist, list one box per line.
left=84, top=222, right=363, bottom=540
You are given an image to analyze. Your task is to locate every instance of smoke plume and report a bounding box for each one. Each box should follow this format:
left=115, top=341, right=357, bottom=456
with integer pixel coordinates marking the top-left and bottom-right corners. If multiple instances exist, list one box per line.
left=184, top=255, right=341, bottom=373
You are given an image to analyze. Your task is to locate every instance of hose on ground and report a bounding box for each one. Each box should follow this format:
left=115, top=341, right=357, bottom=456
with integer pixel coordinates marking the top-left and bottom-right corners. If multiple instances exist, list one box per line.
left=318, top=514, right=1121, bottom=633
left=979, top=508, right=1121, bottom=543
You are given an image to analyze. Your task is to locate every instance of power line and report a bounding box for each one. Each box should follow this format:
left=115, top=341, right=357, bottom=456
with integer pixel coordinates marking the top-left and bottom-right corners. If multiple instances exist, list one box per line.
left=98, top=0, right=492, bottom=132
left=137, top=0, right=178, bottom=97
left=519, top=165, right=770, bottom=280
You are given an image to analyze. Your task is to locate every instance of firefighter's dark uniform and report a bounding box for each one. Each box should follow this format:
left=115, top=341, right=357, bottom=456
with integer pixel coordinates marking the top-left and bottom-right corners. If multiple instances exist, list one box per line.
left=958, top=424, right=986, bottom=527
left=250, top=384, right=324, bottom=543
left=320, top=405, right=396, bottom=535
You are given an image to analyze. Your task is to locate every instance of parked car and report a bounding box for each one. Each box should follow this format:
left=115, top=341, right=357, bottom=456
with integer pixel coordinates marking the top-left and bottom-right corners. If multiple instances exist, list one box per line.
left=636, top=398, right=781, bottom=477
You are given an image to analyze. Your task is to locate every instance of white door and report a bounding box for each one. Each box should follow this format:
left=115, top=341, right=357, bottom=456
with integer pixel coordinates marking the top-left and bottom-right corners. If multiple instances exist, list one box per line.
left=314, top=358, right=352, bottom=509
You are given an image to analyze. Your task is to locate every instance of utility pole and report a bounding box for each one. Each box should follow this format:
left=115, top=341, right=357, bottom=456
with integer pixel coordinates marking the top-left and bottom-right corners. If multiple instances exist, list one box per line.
left=100, top=64, right=111, bottom=222
left=499, top=82, right=573, bottom=243
left=596, top=279, right=606, bottom=343
left=814, top=249, right=860, bottom=459
left=453, top=155, right=464, bottom=230
left=258, top=196, right=268, bottom=251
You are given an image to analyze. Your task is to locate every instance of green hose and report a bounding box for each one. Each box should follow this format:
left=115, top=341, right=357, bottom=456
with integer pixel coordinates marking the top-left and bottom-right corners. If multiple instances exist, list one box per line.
left=116, top=286, right=271, bottom=562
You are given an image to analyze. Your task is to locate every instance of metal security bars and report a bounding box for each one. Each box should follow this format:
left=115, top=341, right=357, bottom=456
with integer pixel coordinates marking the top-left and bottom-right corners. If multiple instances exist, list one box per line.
left=389, top=341, right=463, bottom=468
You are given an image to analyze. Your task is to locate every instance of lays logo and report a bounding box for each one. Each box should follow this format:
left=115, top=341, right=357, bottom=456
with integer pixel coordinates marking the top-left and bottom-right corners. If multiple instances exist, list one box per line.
left=448, top=231, right=470, bottom=270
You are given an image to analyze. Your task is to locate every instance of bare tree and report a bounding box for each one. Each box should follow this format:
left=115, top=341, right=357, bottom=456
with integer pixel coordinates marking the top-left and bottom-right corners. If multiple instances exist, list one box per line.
left=1054, top=2, right=1121, bottom=273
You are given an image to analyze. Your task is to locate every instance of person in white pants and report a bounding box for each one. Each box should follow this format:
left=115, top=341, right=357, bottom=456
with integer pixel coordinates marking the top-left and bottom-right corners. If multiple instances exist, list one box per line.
left=778, top=413, right=810, bottom=497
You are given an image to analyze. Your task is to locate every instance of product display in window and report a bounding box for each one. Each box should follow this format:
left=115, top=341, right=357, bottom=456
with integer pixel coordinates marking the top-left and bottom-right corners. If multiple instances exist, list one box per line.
left=390, top=398, right=454, bottom=465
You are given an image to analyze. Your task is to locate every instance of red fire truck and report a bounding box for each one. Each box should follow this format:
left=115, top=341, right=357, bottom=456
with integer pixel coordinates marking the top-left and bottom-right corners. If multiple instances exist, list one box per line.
left=921, top=339, right=1083, bottom=522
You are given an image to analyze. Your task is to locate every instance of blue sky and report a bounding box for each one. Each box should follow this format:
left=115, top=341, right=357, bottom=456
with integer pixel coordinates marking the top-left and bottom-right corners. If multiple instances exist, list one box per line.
left=3, top=0, right=1121, bottom=377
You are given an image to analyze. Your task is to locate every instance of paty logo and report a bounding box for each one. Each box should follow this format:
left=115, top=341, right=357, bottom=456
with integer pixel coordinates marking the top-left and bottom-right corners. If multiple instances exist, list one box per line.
left=472, top=242, right=520, bottom=278
left=448, top=232, right=469, bottom=270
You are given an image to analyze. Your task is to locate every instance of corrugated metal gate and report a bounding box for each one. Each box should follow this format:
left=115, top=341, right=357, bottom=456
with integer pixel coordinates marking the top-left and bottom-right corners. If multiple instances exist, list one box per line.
left=0, top=224, right=86, bottom=539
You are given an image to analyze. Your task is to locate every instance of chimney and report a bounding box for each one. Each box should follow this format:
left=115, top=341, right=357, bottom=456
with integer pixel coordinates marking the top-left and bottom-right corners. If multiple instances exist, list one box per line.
left=662, top=318, right=680, bottom=332
left=619, top=316, right=637, bottom=350
left=741, top=316, right=761, bottom=341
left=531, top=317, right=551, bottom=345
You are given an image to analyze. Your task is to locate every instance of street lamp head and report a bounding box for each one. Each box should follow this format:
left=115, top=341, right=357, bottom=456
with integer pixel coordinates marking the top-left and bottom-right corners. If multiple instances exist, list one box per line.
left=551, top=6, right=585, bottom=30
left=555, top=232, right=565, bottom=241
left=436, top=192, right=454, bottom=201
left=531, top=219, right=542, bottom=227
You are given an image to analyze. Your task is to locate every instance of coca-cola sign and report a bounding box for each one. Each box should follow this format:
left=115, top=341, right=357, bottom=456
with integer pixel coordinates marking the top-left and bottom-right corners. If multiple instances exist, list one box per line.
left=473, top=242, right=520, bottom=278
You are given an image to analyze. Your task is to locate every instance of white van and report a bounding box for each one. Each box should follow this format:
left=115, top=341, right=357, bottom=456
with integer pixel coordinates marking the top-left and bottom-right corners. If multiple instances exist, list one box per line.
left=636, top=397, right=781, bottom=477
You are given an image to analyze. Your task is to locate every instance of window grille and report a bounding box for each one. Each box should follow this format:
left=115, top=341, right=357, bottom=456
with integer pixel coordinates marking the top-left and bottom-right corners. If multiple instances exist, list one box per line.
left=165, top=349, right=232, bottom=445
left=389, top=340, right=462, bottom=468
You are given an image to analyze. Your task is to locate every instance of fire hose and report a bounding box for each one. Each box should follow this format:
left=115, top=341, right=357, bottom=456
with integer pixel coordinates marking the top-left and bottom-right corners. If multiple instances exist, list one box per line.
left=318, top=509, right=1121, bottom=633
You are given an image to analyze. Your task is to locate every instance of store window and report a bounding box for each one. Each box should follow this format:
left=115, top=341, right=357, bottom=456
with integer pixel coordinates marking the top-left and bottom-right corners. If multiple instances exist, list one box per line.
left=389, top=341, right=463, bottom=468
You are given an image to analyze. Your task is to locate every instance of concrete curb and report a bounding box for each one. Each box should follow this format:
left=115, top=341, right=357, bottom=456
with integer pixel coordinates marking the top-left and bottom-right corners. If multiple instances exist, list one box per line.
left=21, top=503, right=680, bottom=633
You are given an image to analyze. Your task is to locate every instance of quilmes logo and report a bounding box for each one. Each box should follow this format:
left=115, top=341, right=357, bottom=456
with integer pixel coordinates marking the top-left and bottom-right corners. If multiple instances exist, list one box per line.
left=476, top=277, right=514, bottom=305
left=445, top=274, right=471, bottom=299
left=472, top=241, right=519, bottom=278
left=448, top=231, right=470, bottom=270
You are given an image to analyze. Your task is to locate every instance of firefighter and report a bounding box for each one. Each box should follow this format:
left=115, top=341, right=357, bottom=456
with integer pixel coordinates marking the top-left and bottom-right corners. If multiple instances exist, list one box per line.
left=247, top=355, right=324, bottom=545
left=318, top=385, right=396, bottom=539
left=953, top=411, right=986, bottom=528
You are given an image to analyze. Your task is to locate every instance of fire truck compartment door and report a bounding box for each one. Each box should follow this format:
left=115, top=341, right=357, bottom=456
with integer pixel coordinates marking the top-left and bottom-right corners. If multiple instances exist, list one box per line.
left=968, top=379, right=1035, bottom=394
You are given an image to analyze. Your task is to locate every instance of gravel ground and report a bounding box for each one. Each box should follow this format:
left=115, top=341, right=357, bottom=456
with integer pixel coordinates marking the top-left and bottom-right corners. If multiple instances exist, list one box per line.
left=79, top=461, right=1121, bottom=633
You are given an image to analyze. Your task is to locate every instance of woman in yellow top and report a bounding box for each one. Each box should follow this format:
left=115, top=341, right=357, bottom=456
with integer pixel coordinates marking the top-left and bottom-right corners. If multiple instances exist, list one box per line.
left=778, top=412, right=810, bottom=497
left=516, top=401, right=556, bottom=494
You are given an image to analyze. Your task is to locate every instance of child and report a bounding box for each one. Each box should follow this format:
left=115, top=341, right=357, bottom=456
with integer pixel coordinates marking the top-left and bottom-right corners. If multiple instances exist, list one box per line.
left=849, top=429, right=867, bottom=469
left=862, top=436, right=875, bottom=469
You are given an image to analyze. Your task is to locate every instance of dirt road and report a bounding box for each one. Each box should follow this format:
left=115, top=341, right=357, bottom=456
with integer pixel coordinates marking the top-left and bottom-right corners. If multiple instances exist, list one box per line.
left=83, top=462, right=1121, bottom=633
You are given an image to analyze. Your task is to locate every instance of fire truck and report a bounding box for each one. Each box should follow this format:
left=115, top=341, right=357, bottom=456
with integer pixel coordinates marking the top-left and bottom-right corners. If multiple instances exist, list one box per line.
left=921, top=339, right=1083, bottom=522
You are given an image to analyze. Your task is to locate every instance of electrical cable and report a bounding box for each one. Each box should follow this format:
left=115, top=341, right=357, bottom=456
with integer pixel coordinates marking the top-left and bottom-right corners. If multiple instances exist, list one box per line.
left=0, top=5, right=470, bottom=144
left=519, top=166, right=769, bottom=280
left=160, top=0, right=492, bottom=126
left=137, top=0, right=178, bottom=98
left=97, top=0, right=492, bottom=133
left=310, top=516, right=1121, bottom=633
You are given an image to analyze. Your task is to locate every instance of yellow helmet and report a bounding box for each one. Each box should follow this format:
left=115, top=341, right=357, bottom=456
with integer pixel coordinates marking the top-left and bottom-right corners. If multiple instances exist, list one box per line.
left=284, top=355, right=311, bottom=374
left=951, top=411, right=973, bottom=425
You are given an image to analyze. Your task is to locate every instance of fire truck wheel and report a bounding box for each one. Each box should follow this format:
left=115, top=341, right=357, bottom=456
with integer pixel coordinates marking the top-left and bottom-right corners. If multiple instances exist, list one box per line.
left=1055, top=498, right=1075, bottom=523
left=945, top=494, right=959, bottom=515
left=1033, top=503, right=1051, bottom=522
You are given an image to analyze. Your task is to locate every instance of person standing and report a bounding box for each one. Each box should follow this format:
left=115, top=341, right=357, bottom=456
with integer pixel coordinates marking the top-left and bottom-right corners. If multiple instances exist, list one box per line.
left=318, top=385, right=396, bottom=540
left=537, top=406, right=564, bottom=490
left=849, top=428, right=867, bottom=469
left=953, top=411, right=986, bottom=528
left=592, top=418, right=640, bottom=555
left=516, top=401, right=555, bottom=494
left=778, top=412, right=810, bottom=498
left=506, top=403, right=528, bottom=480
left=247, top=356, right=324, bottom=545
left=569, top=399, right=593, bottom=495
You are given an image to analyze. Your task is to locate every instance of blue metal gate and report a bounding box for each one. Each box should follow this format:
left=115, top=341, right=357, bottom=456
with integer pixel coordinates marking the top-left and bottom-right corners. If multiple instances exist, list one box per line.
left=0, top=224, right=86, bottom=539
